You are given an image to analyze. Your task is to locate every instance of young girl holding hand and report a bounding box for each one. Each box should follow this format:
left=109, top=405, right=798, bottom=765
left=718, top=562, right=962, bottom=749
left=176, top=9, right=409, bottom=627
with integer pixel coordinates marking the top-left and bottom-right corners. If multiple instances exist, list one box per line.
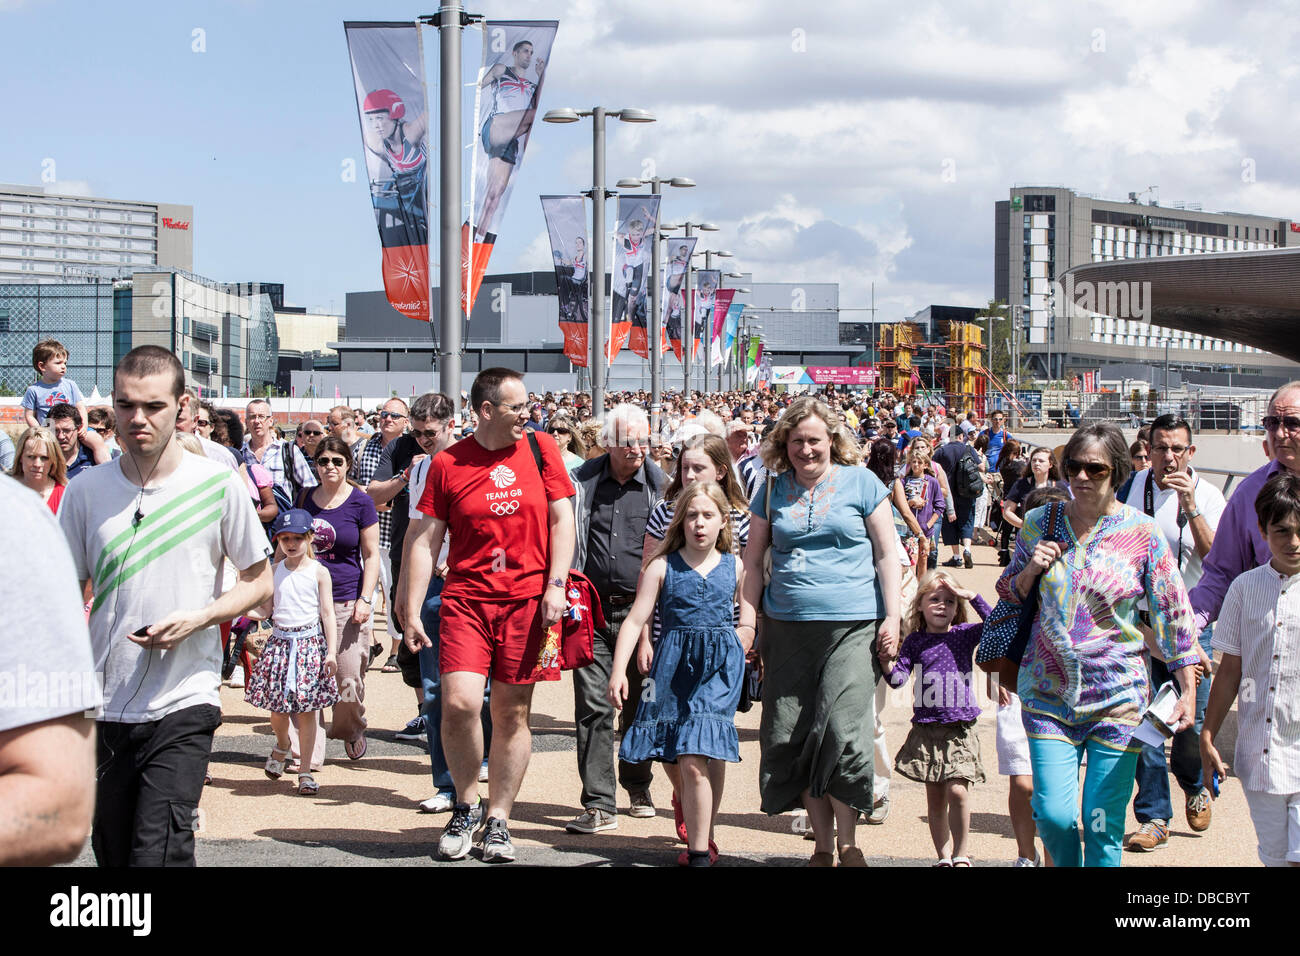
left=245, top=509, right=339, bottom=795
left=880, top=569, right=989, bottom=866
left=609, top=481, right=748, bottom=867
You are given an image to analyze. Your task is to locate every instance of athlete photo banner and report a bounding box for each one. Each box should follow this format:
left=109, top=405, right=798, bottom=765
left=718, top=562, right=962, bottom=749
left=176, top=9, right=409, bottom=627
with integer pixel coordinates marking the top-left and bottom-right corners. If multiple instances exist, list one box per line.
left=345, top=21, right=430, bottom=322
left=692, top=269, right=720, bottom=363
left=611, top=195, right=660, bottom=360
left=662, top=236, right=696, bottom=360
left=709, top=288, right=736, bottom=365
left=540, top=195, right=589, bottom=367
left=464, top=20, right=558, bottom=315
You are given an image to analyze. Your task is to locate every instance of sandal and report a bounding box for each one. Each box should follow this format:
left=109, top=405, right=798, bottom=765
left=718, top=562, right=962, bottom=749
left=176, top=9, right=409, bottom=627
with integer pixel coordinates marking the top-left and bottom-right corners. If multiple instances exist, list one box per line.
left=952, top=857, right=972, bottom=867
left=298, top=773, right=319, bottom=796
left=933, top=858, right=953, bottom=867
left=381, top=654, right=400, bottom=673
left=345, top=735, right=367, bottom=761
left=265, top=744, right=291, bottom=780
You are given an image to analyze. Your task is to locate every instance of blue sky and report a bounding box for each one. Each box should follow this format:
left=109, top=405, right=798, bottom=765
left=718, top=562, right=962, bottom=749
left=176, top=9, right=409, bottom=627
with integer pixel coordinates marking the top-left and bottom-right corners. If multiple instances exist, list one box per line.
left=3, top=0, right=1296, bottom=318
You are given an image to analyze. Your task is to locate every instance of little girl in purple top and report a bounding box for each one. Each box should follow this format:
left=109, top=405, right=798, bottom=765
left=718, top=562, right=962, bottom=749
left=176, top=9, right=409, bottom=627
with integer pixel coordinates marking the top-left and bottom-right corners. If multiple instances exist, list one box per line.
left=880, top=569, right=989, bottom=866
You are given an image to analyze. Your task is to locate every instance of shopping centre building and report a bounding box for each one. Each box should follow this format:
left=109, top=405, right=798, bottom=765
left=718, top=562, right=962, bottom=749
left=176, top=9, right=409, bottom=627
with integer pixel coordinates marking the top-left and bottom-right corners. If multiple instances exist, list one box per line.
left=994, top=185, right=1300, bottom=384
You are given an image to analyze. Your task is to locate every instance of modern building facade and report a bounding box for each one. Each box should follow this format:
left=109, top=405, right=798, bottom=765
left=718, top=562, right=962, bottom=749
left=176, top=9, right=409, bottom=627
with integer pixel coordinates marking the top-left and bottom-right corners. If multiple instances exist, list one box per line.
left=0, top=270, right=278, bottom=397
left=994, top=186, right=1300, bottom=381
left=296, top=273, right=854, bottom=397
left=0, top=183, right=193, bottom=285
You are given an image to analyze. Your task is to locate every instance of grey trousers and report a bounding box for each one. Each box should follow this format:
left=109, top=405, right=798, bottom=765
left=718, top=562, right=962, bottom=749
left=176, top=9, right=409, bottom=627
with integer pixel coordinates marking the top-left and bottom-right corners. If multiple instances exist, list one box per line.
left=572, top=602, right=654, bottom=812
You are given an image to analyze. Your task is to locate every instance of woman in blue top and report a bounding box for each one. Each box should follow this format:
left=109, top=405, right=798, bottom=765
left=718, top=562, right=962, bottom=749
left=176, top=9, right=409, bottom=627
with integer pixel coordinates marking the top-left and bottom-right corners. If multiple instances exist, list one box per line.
left=740, top=397, right=902, bottom=867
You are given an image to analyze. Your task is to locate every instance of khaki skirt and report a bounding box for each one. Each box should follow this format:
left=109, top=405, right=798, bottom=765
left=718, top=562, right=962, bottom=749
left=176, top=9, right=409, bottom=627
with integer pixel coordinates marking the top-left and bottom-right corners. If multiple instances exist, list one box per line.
left=894, top=720, right=986, bottom=785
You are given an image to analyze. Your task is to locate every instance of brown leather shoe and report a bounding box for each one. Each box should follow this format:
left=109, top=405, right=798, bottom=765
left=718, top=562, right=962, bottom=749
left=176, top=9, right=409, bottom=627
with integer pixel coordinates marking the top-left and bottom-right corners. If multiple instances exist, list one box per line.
left=838, top=846, right=868, bottom=867
left=807, top=851, right=836, bottom=867
left=1186, top=788, right=1212, bottom=832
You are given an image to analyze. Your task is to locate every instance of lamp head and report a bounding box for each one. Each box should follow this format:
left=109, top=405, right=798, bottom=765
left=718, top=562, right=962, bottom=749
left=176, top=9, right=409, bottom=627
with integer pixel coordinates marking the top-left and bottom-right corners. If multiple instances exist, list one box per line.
left=543, top=108, right=582, bottom=124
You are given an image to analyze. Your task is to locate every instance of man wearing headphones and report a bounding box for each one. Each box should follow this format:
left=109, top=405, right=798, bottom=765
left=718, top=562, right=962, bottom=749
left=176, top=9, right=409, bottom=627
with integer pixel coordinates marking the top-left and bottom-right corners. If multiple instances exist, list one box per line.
left=58, top=347, right=273, bottom=867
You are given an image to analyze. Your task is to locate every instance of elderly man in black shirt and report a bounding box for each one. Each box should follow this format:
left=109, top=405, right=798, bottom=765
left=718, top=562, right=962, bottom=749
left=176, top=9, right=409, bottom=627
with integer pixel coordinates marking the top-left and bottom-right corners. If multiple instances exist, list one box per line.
left=566, top=404, right=666, bottom=833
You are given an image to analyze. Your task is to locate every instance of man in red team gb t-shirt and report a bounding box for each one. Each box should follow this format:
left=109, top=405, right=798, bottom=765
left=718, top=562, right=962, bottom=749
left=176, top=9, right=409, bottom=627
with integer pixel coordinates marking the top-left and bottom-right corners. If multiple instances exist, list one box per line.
left=403, top=367, right=575, bottom=863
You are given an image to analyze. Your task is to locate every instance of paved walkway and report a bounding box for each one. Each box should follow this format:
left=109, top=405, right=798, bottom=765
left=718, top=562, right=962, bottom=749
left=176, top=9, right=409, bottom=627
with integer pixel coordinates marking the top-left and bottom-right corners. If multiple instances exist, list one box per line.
left=74, top=544, right=1257, bottom=867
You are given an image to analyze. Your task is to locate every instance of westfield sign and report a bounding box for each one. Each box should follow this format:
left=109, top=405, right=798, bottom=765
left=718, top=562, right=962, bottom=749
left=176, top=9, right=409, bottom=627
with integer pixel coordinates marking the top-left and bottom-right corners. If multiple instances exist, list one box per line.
left=162, top=217, right=190, bottom=230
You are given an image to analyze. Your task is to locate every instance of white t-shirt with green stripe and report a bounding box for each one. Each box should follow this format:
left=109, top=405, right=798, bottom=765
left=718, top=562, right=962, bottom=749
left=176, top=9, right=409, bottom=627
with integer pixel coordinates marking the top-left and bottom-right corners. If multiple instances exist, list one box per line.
left=59, top=452, right=272, bottom=723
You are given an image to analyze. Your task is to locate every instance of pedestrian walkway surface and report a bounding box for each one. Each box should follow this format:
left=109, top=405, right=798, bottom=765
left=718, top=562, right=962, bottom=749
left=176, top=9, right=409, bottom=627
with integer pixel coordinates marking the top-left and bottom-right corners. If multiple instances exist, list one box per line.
left=72, top=546, right=1255, bottom=867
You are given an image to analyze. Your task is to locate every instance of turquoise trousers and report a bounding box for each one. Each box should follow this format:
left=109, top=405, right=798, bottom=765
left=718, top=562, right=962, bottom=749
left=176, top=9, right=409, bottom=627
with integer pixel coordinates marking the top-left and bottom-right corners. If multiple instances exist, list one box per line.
left=1027, top=735, right=1139, bottom=867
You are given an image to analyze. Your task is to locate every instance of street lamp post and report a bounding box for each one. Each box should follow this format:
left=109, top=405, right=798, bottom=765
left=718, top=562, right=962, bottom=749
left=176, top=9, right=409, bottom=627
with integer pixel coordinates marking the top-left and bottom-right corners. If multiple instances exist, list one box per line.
left=616, top=175, right=694, bottom=437
left=543, top=106, right=656, bottom=419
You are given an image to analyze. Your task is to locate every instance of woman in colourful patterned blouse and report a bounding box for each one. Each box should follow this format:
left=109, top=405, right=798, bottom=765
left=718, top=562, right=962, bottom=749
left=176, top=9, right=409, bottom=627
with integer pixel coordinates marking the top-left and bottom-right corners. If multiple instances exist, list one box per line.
left=996, top=422, right=1199, bottom=867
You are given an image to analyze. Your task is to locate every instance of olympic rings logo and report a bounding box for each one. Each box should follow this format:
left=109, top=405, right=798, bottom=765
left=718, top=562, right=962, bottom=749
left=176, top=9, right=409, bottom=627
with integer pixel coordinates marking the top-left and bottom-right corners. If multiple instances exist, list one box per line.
left=490, top=501, right=520, bottom=516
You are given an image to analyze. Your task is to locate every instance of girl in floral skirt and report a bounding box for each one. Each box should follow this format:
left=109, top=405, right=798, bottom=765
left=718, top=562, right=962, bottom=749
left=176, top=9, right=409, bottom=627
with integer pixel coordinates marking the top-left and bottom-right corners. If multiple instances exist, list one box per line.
left=245, top=509, right=339, bottom=795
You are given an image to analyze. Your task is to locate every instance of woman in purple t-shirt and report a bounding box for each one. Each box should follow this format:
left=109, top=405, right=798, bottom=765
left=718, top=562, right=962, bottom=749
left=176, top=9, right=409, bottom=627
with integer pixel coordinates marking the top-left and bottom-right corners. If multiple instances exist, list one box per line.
left=302, top=437, right=379, bottom=759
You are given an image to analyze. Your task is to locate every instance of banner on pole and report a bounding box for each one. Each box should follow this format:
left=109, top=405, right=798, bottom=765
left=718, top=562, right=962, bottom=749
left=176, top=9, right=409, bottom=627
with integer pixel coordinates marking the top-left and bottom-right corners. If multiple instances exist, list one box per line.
left=540, top=195, right=590, bottom=367
left=721, top=301, right=743, bottom=357
left=662, top=237, right=697, bottom=360
left=692, top=269, right=719, bottom=362
left=464, top=20, right=558, bottom=315
left=709, top=288, right=736, bottom=365
left=345, top=21, right=431, bottom=322
left=611, top=195, right=660, bottom=360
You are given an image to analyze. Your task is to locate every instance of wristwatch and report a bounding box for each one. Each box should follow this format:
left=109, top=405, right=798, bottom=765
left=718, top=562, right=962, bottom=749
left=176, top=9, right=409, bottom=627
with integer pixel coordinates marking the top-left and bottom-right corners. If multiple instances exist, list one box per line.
left=358, top=595, right=372, bottom=605
left=548, top=577, right=566, bottom=589
left=1185, top=508, right=1202, bottom=520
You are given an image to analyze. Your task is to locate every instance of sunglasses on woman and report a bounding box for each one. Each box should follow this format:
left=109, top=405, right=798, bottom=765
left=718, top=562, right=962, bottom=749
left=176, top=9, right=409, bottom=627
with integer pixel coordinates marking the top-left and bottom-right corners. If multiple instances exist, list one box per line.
left=1064, top=458, right=1112, bottom=479
left=315, top=456, right=347, bottom=468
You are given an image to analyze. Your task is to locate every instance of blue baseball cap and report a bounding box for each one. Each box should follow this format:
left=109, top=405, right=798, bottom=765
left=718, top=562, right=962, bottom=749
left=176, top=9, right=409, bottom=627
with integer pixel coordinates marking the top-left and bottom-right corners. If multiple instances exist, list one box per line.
left=270, top=508, right=314, bottom=537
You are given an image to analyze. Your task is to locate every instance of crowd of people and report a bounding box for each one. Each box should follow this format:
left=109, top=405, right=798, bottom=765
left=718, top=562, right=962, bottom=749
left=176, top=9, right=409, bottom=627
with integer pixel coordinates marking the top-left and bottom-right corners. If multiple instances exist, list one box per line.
left=3, top=336, right=1298, bottom=870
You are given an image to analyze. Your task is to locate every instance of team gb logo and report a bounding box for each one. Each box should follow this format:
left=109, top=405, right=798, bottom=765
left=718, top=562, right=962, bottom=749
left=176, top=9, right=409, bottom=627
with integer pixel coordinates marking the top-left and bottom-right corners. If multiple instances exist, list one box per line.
left=490, top=465, right=517, bottom=489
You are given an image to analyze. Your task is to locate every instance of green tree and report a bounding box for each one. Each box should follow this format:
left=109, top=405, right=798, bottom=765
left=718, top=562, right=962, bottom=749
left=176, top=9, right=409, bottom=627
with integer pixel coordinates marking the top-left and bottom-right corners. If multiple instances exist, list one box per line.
left=975, top=300, right=1034, bottom=388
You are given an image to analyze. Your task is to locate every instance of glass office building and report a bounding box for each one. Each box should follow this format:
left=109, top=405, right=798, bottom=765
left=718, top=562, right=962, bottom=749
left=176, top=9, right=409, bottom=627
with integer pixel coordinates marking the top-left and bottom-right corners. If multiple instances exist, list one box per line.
left=0, top=280, right=123, bottom=394
left=0, top=270, right=279, bottom=397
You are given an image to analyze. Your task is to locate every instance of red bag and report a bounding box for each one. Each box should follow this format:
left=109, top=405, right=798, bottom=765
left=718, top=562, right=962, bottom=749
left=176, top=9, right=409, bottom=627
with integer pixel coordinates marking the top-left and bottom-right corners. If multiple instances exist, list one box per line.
left=559, top=570, right=604, bottom=671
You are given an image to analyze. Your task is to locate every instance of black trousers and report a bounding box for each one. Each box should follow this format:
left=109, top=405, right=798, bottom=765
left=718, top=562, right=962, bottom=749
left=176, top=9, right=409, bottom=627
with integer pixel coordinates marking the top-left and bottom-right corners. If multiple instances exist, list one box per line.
left=93, top=703, right=221, bottom=867
left=572, top=602, right=653, bottom=812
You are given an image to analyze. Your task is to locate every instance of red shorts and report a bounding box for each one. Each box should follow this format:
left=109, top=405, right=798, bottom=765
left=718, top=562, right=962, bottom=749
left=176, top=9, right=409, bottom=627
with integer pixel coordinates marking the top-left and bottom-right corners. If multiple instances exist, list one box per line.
left=438, top=594, right=561, bottom=685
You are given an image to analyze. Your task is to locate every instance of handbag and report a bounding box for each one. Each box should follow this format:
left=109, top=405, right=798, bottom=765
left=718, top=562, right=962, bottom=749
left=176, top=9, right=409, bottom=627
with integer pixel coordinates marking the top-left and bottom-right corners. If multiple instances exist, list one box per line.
left=975, top=501, right=1065, bottom=686
left=524, top=430, right=603, bottom=671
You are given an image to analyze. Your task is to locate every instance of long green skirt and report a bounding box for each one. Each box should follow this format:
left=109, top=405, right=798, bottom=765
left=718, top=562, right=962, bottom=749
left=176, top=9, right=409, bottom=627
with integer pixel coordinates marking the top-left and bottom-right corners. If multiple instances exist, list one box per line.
left=758, top=618, right=880, bottom=815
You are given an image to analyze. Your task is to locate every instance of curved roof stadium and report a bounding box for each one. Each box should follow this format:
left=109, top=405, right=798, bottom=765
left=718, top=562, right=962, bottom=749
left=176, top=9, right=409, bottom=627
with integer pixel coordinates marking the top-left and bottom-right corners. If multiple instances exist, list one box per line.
left=1063, top=247, right=1300, bottom=363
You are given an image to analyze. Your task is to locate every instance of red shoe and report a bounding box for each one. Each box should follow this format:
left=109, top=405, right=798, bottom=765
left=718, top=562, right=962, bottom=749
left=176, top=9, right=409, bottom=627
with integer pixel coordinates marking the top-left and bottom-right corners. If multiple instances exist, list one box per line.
left=672, top=793, right=688, bottom=843
left=709, top=840, right=719, bottom=864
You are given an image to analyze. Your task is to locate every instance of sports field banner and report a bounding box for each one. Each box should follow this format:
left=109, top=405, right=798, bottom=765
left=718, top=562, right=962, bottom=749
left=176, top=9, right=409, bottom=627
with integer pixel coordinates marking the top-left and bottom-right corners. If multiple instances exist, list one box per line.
left=345, top=21, right=430, bottom=322
left=692, top=269, right=720, bottom=363
left=611, top=195, right=660, bottom=360
left=662, top=236, right=696, bottom=359
left=464, top=20, right=558, bottom=315
left=540, top=195, right=589, bottom=367
left=709, top=288, right=736, bottom=365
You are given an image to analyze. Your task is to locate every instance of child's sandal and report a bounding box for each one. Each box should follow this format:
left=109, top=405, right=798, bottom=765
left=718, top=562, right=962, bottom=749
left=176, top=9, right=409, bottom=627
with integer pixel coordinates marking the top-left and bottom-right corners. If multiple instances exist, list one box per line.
left=952, top=856, right=972, bottom=867
left=298, top=773, right=319, bottom=796
left=264, top=744, right=291, bottom=780
left=933, top=858, right=953, bottom=867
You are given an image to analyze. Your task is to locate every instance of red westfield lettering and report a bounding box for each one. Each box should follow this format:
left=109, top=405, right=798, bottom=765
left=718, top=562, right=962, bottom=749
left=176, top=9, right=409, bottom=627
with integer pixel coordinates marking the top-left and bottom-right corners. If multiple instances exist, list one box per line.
left=162, top=217, right=190, bottom=230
